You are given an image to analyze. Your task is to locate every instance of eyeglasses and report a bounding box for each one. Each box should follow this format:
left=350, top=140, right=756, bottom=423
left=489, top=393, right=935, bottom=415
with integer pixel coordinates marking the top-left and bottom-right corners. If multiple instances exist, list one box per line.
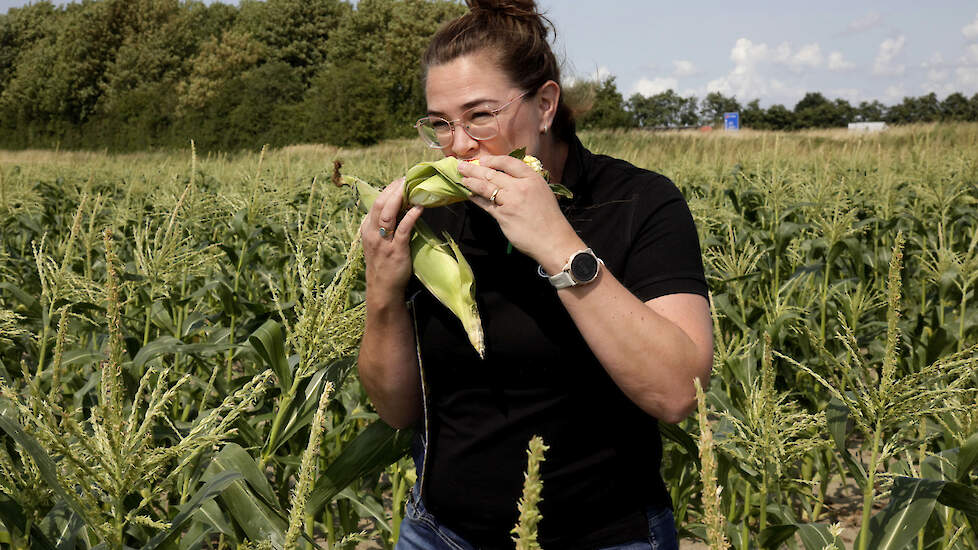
left=414, top=91, right=529, bottom=149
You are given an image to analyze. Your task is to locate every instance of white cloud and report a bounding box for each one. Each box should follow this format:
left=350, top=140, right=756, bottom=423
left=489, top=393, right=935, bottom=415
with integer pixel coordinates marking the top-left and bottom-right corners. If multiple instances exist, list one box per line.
left=884, top=85, right=906, bottom=102
left=705, top=38, right=828, bottom=104
left=632, top=77, right=679, bottom=96
left=772, top=42, right=792, bottom=64
left=873, top=36, right=906, bottom=76
left=828, top=51, right=855, bottom=71
left=963, top=13, right=978, bottom=40
left=963, top=44, right=978, bottom=65
left=923, top=52, right=946, bottom=68
left=788, top=43, right=823, bottom=72
left=672, top=60, right=698, bottom=77
left=846, top=12, right=881, bottom=34
left=955, top=67, right=978, bottom=92
left=730, top=38, right=770, bottom=68
left=927, top=68, right=950, bottom=83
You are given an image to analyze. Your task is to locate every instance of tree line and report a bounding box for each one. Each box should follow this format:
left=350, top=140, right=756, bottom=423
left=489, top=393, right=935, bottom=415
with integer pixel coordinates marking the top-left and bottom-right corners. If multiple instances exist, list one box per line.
left=570, top=77, right=978, bottom=131
left=2, top=1, right=978, bottom=152
left=0, top=0, right=464, bottom=151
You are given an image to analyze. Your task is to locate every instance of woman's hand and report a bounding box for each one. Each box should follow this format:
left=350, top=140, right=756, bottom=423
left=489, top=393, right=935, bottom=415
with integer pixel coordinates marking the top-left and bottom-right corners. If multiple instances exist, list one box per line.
left=458, top=155, right=583, bottom=270
left=361, top=178, right=424, bottom=303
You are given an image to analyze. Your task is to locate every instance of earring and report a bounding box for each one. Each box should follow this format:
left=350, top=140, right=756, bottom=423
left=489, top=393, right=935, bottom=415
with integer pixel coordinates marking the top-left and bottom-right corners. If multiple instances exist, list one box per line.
left=542, top=125, right=548, bottom=134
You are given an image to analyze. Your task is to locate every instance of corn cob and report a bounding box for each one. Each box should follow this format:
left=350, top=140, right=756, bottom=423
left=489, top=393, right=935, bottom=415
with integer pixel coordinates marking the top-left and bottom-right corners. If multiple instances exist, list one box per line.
left=403, top=152, right=571, bottom=209
left=339, top=150, right=569, bottom=359
left=341, top=174, right=485, bottom=358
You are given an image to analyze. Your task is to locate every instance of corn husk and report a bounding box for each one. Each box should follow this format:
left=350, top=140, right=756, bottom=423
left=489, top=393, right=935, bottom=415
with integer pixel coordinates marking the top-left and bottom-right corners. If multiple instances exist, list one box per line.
left=403, top=156, right=472, bottom=208
left=341, top=175, right=484, bottom=357
left=339, top=150, right=569, bottom=359
left=403, top=153, right=572, bottom=208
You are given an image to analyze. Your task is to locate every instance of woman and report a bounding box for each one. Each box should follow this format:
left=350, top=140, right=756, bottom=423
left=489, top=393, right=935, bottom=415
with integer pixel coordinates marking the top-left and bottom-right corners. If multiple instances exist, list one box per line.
left=357, top=1, right=713, bottom=548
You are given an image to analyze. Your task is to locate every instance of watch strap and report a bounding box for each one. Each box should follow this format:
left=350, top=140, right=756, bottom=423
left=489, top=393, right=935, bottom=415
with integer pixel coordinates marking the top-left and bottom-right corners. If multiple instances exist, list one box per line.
left=548, top=270, right=577, bottom=289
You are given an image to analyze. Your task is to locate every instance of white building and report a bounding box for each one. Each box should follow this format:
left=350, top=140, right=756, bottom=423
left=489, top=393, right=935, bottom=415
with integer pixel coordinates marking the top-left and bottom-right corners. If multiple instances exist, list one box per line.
left=848, top=122, right=887, bottom=132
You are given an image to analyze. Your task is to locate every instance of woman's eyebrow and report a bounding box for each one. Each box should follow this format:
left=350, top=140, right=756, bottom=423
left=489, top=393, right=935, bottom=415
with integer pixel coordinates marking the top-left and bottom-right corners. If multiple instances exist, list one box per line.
left=427, top=98, right=498, bottom=117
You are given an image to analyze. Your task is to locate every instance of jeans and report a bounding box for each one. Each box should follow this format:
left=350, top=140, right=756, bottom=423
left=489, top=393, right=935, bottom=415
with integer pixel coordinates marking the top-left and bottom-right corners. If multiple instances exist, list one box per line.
left=395, top=484, right=679, bottom=550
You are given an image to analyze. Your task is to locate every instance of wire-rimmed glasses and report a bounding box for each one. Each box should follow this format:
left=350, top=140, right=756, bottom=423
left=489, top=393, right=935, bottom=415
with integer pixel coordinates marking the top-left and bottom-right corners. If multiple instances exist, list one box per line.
left=414, top=91, right=529, bottom=149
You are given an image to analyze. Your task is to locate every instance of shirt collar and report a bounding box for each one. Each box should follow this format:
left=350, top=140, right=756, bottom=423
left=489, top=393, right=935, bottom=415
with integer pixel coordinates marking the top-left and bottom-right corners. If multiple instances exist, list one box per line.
left=557, top=134, right=590, bottom=198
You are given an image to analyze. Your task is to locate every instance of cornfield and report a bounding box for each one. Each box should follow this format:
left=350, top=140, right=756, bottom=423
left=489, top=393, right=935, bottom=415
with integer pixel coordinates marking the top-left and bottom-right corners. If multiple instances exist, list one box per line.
left=0, top=123, right=976, bottom=549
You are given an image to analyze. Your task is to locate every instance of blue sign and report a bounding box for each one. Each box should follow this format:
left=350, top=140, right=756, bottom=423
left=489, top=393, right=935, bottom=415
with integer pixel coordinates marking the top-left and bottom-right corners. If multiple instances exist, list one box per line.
left=724, top=112, right=740, bottom=130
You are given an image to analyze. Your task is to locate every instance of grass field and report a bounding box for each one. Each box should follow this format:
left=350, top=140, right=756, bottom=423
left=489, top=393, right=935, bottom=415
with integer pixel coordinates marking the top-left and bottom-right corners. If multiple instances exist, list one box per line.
left=0, top=123, right=976, bottom=549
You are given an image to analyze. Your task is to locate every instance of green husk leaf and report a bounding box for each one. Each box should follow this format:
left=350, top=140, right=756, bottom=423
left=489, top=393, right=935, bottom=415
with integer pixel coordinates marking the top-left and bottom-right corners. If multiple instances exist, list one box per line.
left=404, top=156, right=472, bottom=208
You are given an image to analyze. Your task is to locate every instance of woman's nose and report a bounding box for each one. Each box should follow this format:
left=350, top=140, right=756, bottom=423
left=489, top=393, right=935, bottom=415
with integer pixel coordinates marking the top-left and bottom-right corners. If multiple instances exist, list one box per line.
left=450, top=126, right=479, bottom=158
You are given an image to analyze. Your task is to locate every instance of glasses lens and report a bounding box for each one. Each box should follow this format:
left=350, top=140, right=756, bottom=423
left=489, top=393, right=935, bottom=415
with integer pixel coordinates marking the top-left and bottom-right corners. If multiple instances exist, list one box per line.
left=462, top=107, right=498, bottom=141
left=418, top=118, right=453, bottom=148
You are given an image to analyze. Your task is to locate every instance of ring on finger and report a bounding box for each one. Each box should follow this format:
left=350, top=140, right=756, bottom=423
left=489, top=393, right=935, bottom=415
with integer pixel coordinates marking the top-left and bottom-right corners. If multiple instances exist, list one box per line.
left=378, top=226, right=390, bottom=238
left=488, top=188, right=501, bottom=206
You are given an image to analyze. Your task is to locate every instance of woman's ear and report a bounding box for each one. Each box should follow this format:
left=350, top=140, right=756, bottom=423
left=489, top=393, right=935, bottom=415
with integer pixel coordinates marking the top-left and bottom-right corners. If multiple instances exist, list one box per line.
left=536, top=80, right=560, bottom=133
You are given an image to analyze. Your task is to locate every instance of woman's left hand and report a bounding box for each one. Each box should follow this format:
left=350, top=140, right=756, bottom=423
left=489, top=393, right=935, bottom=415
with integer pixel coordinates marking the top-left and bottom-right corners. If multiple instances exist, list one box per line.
left=458, top=155, right=583, bottom=270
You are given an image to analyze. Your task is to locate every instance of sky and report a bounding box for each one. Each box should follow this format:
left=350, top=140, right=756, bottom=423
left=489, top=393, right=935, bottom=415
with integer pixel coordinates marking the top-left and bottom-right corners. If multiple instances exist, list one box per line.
left=3, top=0, right=977, bottom=107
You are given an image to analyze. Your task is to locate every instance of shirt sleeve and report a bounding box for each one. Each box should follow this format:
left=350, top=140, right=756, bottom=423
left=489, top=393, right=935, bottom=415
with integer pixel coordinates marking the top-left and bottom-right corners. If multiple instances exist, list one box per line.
left=620, top=175, right=708, bottom=303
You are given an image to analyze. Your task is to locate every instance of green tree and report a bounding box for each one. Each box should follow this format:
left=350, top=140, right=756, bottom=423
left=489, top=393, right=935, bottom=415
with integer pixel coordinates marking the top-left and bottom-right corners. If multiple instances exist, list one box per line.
left=741, top=99, right=768, bottom=129
left=793, top=92, right=846, bottom=128
left=303, top=60, right=389, bottom=146
left=855, top=100, right=887, bottom=122
left=227, top=61, right=305, bottom=147
left=939, top=92, right=973, bottom=121
left=572, top=76, right=633, bottom=130
left=699, top=91, right=740, bottom=126
left=325, top=0, right=464, bottom=137
left=175, top=29, right=266, bottom=113
left=764, top=104, right=795, bottom=130
left=235, top=0, right=349, bottom=83
left=628, top=89, right=698, bottom=128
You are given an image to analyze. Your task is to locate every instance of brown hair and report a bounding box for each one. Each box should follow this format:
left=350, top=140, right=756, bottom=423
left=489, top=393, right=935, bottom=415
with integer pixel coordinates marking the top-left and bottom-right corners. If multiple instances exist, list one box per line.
left=423, top=0, right=576, bottom=141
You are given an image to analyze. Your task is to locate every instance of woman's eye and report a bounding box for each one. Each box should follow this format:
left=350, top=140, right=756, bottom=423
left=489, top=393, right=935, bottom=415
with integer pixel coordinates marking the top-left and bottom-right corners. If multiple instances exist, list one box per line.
left=468, top=111, right=494, bottom=125
left=431, top=120, right=451, bottom=132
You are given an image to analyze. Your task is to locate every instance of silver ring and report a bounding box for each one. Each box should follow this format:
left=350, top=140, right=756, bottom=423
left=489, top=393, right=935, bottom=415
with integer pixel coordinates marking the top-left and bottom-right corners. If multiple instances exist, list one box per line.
left=488, top=188, right=500, bottom=206
left=378, top=226, right=389, bottom=238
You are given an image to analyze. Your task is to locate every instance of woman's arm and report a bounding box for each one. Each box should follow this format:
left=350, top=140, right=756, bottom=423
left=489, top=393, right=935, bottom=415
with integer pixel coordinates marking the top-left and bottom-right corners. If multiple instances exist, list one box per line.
left=458, top=156, right=713, bottom=423
left=356, top=181, right=425, bottom=429
left=553, top=271, right=713, bottom=423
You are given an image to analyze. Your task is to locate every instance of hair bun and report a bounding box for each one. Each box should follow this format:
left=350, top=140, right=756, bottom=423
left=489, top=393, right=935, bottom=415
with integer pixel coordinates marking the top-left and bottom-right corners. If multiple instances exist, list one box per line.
left=466, top=0, right=540, bottom=18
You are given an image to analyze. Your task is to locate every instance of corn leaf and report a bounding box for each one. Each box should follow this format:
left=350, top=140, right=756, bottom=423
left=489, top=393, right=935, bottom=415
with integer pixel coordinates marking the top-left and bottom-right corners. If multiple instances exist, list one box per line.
left=337, top=488, right=392, bottom=534
left=202, top=451, right=287, bottom=548
left=760, top=523, right=843, bottom=550
left=306, top=420, right=413, bottom=512
left=867, top=476, right=944, bottom=550
left=0, top=415, right=94, bottom=531
left=41, top=502, right=86, bottom=550
left=141, top=471, right=243, bottom=550
left=0, top=493, right=57, bottom=550
left=957, top=430, right=978, bottom=483
left=249, top=320, right=292, bottom=391
left=827, top=395, right=868, bottom=488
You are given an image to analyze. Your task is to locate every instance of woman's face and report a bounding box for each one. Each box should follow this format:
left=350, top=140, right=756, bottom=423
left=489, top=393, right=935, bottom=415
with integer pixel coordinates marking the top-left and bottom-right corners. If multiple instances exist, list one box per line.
left=424, top=51, right=546, bottom=161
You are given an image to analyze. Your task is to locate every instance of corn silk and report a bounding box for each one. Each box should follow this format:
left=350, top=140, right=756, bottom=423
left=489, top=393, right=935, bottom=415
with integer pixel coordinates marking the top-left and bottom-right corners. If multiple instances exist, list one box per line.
left=340, top=151, right=570, bottom=358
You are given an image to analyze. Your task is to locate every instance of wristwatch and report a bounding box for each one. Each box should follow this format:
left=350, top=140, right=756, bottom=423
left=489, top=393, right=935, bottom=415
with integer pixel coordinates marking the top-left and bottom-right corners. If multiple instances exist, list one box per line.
left=537, top=248, right=603, bottom=289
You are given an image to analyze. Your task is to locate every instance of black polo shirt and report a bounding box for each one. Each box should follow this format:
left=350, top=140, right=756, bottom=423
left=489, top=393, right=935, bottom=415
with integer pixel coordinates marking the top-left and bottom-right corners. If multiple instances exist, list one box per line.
left=409, top=135, right=707, bottom=549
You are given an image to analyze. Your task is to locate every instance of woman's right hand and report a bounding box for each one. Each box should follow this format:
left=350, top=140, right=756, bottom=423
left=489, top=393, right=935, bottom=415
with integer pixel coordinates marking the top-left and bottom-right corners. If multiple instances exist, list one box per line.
left=361, top=178, right=424, bottom=303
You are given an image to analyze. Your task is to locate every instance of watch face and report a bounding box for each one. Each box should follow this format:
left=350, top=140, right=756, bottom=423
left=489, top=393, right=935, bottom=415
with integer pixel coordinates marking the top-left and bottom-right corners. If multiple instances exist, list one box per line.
left=570, top=251, right=599, bottom=282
